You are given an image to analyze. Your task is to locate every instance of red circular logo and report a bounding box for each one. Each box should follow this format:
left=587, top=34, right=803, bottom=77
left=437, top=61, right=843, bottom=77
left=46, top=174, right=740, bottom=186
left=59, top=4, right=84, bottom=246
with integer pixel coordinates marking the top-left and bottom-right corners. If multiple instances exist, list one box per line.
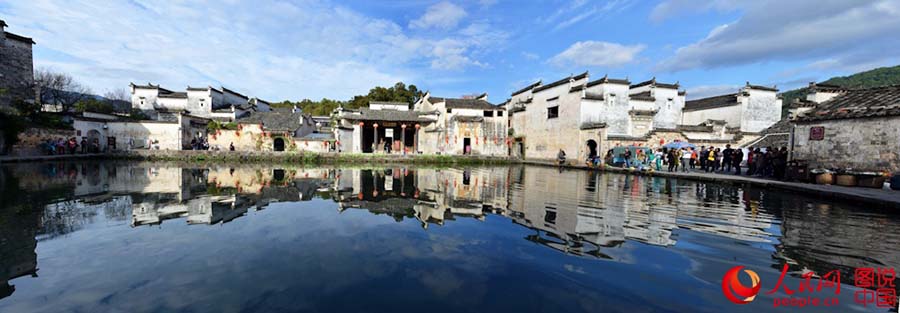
left=722, top=266, right=761, bottom=304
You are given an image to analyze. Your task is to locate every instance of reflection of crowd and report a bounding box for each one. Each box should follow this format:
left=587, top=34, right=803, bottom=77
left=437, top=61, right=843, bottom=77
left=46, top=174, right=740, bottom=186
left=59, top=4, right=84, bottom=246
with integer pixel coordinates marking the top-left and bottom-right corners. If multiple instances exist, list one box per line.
left=41, top=137, right=101, bottom=155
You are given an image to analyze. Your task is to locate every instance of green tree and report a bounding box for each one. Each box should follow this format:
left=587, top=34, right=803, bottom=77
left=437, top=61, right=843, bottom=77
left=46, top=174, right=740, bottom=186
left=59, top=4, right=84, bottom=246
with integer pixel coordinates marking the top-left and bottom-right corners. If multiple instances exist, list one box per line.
left=74, top=98, right=114, bottom=114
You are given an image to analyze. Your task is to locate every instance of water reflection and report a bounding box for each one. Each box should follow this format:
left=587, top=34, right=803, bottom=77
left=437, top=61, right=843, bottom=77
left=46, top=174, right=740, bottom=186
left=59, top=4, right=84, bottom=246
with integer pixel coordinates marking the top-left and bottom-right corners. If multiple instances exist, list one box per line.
left=1, top=162, right=899, bottom=311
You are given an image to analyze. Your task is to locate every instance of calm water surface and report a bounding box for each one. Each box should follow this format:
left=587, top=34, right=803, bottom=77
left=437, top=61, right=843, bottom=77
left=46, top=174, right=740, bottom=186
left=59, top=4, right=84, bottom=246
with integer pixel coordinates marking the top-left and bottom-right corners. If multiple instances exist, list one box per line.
left=1, top=162, right=898, bottom=313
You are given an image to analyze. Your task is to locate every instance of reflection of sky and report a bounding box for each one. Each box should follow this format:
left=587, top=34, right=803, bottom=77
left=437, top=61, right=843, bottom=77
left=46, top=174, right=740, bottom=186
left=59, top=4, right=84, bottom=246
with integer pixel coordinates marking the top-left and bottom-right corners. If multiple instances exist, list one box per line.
left=2, top=164, right=898, bottom=312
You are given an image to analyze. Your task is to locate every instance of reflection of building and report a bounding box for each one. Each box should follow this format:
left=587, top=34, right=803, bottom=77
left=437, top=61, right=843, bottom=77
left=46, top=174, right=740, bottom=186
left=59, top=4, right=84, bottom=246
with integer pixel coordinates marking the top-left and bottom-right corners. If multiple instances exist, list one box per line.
left=0, top=196, right=40, bottom=301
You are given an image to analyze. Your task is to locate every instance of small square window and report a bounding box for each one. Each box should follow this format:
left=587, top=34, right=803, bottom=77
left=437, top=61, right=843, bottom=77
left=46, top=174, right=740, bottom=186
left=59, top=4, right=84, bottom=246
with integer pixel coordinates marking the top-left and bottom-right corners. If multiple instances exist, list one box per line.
left=547, top=106, right=559, bottom=119
left=447, top=108, right=452, bottom=113
left=497, top=111, right=504, bottom=117
left=483, top=110, right=494, bottom=117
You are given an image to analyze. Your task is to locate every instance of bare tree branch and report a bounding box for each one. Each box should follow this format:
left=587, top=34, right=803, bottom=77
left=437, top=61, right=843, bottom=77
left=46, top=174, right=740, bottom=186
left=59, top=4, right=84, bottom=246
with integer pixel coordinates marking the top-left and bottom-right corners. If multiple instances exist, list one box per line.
left=34, top=68, right=91, bottom=114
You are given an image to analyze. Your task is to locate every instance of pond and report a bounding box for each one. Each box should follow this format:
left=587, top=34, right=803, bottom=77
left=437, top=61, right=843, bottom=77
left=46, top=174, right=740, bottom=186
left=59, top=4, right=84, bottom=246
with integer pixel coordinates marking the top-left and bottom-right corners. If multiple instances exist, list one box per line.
left=0, top=162, right=898, bottom=312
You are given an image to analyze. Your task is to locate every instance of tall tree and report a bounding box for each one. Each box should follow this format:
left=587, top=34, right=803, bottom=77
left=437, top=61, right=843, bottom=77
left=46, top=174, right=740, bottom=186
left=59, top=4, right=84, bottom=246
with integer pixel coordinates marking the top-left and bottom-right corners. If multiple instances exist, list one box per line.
left=34, top=68, right=91, bottom=115
left=103, top=87, right=129, bottom=102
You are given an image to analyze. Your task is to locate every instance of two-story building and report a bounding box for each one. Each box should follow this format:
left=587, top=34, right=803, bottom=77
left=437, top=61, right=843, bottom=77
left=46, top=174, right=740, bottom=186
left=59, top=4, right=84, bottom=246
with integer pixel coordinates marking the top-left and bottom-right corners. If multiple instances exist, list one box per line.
left=413, top=93, right=507, bottom=156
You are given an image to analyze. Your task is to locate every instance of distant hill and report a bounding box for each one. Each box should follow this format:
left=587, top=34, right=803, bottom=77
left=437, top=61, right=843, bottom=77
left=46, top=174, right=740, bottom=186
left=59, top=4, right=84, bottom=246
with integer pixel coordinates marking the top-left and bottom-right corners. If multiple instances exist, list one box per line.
left=780, top=64, right=900, bottom=117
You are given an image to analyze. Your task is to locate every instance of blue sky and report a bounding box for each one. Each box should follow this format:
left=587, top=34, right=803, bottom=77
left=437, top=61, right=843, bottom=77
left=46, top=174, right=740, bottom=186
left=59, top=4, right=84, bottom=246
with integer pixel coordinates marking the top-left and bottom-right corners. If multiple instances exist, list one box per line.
left=2, top=0, right=899, bottom=102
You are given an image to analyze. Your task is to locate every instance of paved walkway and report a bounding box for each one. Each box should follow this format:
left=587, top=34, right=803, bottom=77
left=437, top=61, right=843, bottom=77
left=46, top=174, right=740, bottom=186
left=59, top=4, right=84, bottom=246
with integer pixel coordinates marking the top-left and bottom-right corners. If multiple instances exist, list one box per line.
left=526, top=160, right=900, bottom=210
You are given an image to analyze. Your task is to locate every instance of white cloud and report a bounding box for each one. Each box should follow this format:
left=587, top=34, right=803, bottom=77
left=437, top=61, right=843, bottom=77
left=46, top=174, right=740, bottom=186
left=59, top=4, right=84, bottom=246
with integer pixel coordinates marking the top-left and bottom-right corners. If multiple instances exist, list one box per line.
left=684, top=85, right=739, bottom=100
left=549, top=41, right=645, bottom=67
left=0, top=0, right=501, bottom=100
left=409, top=1, right=468, bottom=30
left=542, top=0, right=636, bottom=31
left=649, top=0, right=739, bottom=23
left=521, top=52, right=539, bottom=60
left=656, top=0, right=900, bottom=72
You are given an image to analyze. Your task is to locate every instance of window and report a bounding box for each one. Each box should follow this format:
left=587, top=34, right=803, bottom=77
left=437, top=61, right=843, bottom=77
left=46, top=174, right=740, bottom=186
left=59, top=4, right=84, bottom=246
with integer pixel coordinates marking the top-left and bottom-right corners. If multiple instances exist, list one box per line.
left=447, top=108, right=452, bottom=113
left=547, top=106, right=559, bottom=119
left=483, top=110, right=494, bottom=117
left=667, top=98, right=673, bottom=109
left=497, top=111, right=504, bottom=117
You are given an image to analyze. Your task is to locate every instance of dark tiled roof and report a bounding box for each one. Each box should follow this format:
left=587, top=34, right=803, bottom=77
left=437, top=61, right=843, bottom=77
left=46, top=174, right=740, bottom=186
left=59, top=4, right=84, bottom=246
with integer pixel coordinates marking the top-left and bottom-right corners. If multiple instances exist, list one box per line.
left=678, top=90, right=686, bottom=96
left=629, top=109, right=658, bottom=116
left=746, top=84, right=778, bottom=92
left=342, top=108, right=436, bottom=122
left=547, top=96, right=559, bottom=101
left=629, top=91, right=655, bottom=102
left=795, top=85, right=900, bottom=122
left=238, top=111, right=305, bottom=132
left=4, top=32, right=35, bottom=44
left=0, top=20, right=7, bottom=28
left=630, top=78, right=678, bottom=90
left=580, top=121, right=607, bottom=130
left=221, top=87, right=249, bottom=99
left=569, top=84, right=585, bottom=93
left=370, top=101, right=409, bottom=107
left=789, top=98, right=817, bottom=108
left=809, top=82, right=846, bottom=93
left=158, top=92, right=188, bottom=99
left=534, top=72, right=587, bottom=93
left=676, top=124, right=713, bottom=132
left=572, top=71, right=589, bottom=81
left=584, top=92, right=604, bottom=101
left=586, top=75, right=630, bottom=87
left=444, top=98, right=497, bottom=110
left=511, top=80, right=541, bottom=96
left=187, top=86, right=210, bottom=91
left=451, top=115, right=484, bottom=123
left=428, top=96, right=445, bottom=103
left=683, top=93, right=739, bottom=112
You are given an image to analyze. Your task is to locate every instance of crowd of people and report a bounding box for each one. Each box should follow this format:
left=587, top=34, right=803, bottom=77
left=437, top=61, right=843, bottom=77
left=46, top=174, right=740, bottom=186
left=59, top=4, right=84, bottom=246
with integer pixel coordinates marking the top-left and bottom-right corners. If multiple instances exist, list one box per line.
left=595, top=144, right=792, bottom=180
left=40, top=137, right=100, bottom=155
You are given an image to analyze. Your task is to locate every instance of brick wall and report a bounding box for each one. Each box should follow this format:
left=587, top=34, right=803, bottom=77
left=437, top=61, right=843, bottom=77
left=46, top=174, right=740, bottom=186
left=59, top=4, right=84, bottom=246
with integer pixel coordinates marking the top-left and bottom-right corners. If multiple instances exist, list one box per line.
left=793, top=116, right=900, bottom=171
left=0, top=33, right=34, bottom=107
left=9, top=127, right=76, bottom=156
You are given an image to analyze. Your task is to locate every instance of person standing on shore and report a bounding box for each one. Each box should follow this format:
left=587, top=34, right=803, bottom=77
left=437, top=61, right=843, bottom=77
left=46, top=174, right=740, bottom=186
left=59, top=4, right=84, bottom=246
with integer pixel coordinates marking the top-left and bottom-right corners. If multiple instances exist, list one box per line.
left=746, top=148, right=756, bottom=175
left=699, top=146, right=708, bottom=171
left=722, top=144, right=734, bottom=172
left=654, top=149, right=663, bottom=171
left=680, top=148, right=691, bottom=172
left=557, top=149, right=567, bottom=167
left=690, top=148, right=698, bottom=170
left=623, top=149, right=632, bottom=168
left=733, top=148, right=744, bottom=175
